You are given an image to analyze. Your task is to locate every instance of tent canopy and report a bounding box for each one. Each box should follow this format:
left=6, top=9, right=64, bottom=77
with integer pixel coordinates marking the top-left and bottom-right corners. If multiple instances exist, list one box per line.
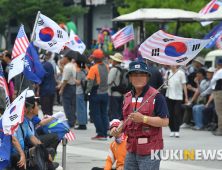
left=112, top=8, right=201, bottom=23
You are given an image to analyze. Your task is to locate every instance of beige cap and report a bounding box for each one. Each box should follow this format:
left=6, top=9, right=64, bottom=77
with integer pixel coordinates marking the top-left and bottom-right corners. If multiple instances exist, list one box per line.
left=194, top=56, right=205, bottom=65
left=206, top=67, right=215, bottom=73
left=110, top=53, right=123, bottom=63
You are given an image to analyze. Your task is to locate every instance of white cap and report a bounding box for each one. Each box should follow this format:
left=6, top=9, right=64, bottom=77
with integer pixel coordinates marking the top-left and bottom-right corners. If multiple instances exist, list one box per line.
left=206, top=67, right=215, bottom=73
left=194, top=56, right=205, bottom=65
left=110, top=119, right=120, bottom=129
left=26, top=90, right=39, bottom=99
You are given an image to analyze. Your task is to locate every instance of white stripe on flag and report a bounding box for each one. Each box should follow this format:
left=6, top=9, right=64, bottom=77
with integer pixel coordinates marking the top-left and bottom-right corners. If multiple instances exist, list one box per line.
left=18, top=38, right=26, bottom=52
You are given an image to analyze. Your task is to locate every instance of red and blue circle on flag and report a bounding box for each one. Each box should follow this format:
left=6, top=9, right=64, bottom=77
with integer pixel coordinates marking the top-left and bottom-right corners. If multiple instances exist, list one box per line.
left=164, top=42, right=187, bottom=57
left=39, top=27, right=54, bottom=42
left=210, top=4, right=219, bottom=13
left=75, top=36, right=82, bottom=44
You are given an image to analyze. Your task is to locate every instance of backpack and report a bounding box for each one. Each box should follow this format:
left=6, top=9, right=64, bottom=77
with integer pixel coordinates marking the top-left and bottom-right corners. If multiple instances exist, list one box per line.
left=36, top=119, right=70, bottom=141
left=79, top=70, right=88, bottom=95
left=78, top=70, right=89, bottom=101
left=20, top=125, right=49, bottom=170
left=111, top=66, right=132, bottom=95
left=26, top=143, right=49, bottom=170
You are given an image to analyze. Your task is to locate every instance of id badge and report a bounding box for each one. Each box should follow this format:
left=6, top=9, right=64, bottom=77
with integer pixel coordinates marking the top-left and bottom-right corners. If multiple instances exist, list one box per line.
left=138, top=138, right=148, bottom=144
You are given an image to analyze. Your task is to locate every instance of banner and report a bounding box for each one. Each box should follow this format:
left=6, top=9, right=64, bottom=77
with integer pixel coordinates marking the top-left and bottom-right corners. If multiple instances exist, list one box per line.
left=23, top=42, right=46, bottom=83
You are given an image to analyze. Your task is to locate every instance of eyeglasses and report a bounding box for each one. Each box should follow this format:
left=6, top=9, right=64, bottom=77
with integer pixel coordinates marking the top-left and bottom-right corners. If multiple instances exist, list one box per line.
left=129, top=72, right=148, bottom=77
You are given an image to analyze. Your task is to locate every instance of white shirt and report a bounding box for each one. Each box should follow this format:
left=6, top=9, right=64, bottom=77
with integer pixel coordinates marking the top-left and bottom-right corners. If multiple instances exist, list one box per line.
left=62, top=62, right=76, bottom=85
left=164, top=70, right=186, bottom=100
left=211, top=68, right=222, bottom=90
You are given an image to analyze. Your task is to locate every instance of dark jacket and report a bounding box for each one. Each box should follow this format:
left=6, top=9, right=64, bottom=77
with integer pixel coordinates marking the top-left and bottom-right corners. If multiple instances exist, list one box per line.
left=147, top=64, right=163, bottom=89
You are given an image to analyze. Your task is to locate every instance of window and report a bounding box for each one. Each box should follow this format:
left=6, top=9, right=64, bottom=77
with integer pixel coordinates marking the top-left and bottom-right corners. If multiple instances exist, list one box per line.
left=204, top=61, right=212, bottom=69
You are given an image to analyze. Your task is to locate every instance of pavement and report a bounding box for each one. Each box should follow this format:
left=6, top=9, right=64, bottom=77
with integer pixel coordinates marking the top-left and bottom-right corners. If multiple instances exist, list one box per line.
left=43, top=105, right=222, bottom=170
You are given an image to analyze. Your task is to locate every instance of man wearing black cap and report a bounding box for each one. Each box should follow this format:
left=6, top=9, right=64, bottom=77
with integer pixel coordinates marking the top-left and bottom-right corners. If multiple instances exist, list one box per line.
left=186, top=68, right=208, bottom=94
left=111, top=60, right=169, bottom=169
left=24, top=90, right=60, bottom=154
left=58, top=54, right=76, bottom=127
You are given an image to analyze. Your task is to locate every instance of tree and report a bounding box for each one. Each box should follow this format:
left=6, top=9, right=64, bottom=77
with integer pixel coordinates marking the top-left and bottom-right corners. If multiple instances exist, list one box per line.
left=117, top=0, right=216, bottom=39
left=0, top=9, right=12, bottom=49
left=0, top=0, right=89, bottom=34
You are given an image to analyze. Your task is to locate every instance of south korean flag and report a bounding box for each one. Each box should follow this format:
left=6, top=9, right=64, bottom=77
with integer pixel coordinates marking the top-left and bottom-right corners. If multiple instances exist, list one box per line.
left=2, top=88, right=28, bottom=135
left=33, top=13, right=69, bottom=53
left=67, top=30, right=86, bottom=54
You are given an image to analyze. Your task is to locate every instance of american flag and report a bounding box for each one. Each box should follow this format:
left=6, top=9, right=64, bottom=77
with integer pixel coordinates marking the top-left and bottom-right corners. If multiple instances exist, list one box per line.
left=111, top=25, right=134, bottom=49
left=199, top=0, right=222, bottom=26
left=12, top=26, right=29, bottom=60
left=60, top=120, right=76, bottom=142
left=140, top=30, right=211, bottom=65
left=64, top=130, right=76, bottom=141
left=0, top=64, right=10, bottom=108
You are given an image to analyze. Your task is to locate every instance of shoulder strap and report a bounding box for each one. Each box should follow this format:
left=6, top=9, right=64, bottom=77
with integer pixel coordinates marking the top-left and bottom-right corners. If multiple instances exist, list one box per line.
left=166, top=70, right=170, bottom=80
left=20, top=124, right=24, bottom=139
left=81, top=69, right=87, bottom=76
left=166, top=70, right=170, bottom=85
left=112, top=66, right=123, bottom=86
left=79, top=70, right=87, bottom=93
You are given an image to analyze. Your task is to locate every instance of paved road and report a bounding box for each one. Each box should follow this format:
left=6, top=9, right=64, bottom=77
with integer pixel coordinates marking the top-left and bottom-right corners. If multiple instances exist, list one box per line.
left=44, top=106, right=222, bottom=170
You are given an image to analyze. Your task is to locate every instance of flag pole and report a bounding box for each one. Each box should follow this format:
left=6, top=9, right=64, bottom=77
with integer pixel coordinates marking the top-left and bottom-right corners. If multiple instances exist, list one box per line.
left=17, top=11, right=40, bottom=96
left=31, top=11, right=41, bottom=42
left=17, top=23, right=26, bottom=96
left=115, top=64, right=185, bottom=132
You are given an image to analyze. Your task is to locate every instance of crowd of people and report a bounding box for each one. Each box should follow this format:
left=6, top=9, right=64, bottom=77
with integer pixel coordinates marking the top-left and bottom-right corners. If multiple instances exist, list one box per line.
left=162, top=56, right=222, bottom=137
left=0, top=48, right=222, bottom=170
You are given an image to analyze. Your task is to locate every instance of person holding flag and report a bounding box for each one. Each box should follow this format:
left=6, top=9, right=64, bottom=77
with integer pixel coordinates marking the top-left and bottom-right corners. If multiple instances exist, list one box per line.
left=110, top=60, right=169, bottom=170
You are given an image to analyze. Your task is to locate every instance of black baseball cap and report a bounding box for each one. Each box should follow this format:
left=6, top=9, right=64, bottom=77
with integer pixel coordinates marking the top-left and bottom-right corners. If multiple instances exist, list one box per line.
left=197, top=68, right=206, bottom=77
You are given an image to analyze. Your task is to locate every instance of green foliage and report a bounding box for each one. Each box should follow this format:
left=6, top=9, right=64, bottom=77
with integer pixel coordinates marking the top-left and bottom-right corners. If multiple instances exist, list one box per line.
left=116, top=0, right=216, bottom=38
left=0, top=9, right=11, bottom=49
left=0, top=0, right=89, bottom=30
